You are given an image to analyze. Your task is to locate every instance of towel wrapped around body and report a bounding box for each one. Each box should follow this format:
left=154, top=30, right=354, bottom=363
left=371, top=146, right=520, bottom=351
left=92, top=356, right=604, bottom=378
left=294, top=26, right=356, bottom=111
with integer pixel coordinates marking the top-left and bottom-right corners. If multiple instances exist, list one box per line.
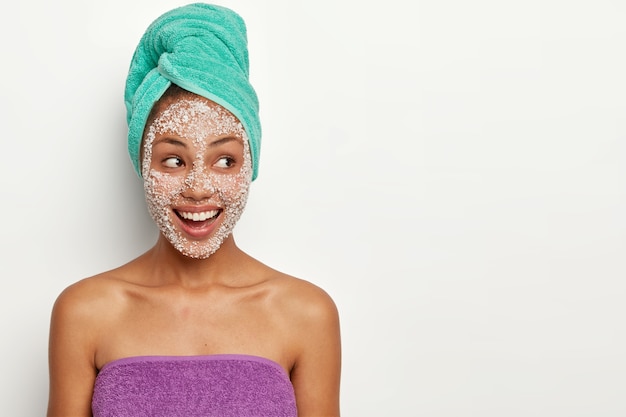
left=91, top=355, right=297, bottom=417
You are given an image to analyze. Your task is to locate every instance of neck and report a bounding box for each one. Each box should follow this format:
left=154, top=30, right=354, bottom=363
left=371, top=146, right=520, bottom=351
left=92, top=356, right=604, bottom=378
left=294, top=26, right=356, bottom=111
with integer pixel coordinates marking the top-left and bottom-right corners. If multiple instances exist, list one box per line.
left=144, top=233, right=250, bottom=288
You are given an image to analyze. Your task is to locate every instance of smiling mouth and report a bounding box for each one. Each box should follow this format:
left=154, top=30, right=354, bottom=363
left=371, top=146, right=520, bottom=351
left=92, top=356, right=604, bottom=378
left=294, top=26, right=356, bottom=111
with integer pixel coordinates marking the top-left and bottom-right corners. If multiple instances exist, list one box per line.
left=175, top=209, right=221, bottom=226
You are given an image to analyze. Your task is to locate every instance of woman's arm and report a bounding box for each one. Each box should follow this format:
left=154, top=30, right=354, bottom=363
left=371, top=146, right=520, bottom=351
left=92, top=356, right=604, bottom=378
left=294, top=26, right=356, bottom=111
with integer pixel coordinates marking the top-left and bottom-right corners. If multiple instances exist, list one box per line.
left=290, top=286, right=342, bottom=417
left=47, top=282, right=99, bottom=417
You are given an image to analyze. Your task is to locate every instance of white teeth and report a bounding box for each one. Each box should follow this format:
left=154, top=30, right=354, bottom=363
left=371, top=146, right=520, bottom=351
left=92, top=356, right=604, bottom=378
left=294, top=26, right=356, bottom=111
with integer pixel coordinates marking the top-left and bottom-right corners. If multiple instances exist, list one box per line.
left=178, top=210, right=219, bottom=221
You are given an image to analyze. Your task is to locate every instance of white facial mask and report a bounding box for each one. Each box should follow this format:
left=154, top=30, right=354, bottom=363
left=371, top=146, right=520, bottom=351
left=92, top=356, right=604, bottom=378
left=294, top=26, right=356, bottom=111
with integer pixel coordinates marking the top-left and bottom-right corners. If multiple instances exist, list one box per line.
left=142, top=98, right=252, bottom=259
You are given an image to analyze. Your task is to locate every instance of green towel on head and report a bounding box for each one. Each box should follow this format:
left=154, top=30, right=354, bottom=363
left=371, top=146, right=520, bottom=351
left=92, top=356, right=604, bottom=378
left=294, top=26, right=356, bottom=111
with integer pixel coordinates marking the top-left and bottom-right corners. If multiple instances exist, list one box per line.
left=125, top=3, right=261, bottom=180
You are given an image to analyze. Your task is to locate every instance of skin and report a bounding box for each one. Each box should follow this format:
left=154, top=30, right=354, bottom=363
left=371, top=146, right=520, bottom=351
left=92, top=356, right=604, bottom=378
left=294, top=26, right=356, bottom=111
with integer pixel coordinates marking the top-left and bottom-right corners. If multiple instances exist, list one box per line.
left=47, top=90, right=341, bottom=417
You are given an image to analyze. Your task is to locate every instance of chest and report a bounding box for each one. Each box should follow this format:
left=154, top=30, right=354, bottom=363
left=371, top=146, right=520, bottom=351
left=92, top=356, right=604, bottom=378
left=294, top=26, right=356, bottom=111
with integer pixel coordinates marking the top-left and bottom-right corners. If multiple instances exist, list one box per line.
left=95, top=290, right=292, bottom=371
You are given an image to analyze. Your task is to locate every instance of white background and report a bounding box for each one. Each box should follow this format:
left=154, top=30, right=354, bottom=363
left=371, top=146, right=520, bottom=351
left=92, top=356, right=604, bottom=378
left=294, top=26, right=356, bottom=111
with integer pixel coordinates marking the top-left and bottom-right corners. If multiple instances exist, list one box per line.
left=1, top=0, right=625, bottom=415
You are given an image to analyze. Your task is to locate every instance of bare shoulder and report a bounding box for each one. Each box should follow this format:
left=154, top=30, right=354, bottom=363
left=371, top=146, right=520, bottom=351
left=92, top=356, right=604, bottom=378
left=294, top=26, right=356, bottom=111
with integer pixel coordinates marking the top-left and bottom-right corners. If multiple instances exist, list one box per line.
left=261, top=268, right=340, bottom=350
left=51, top=266, right=135, bottom=334
left=262, top=270, right=342, bottom=416
left=47, top=266, right=140, bottom=417
left=268, top=270, right=339, bottom=321
left=244, top=255, right=336, bottom=313
left=54, top=270, right=124, bottom=308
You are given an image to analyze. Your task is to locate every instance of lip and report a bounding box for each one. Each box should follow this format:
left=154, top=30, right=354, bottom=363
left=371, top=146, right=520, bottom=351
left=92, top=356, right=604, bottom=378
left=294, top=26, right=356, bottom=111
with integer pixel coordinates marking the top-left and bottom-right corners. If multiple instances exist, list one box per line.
left=173, top=205, right=222, bottom=239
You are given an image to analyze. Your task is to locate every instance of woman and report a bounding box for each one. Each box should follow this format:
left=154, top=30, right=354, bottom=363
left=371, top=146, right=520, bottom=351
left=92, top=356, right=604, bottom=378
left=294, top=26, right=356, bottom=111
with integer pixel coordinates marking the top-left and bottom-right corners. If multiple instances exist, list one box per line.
left=47, top=4, right=341, bottom=416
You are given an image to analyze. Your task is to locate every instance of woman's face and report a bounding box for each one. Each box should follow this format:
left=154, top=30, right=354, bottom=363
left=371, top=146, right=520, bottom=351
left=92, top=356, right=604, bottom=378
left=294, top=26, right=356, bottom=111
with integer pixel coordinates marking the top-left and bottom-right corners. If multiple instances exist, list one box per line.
left=141, top=95, right=252, bottom=259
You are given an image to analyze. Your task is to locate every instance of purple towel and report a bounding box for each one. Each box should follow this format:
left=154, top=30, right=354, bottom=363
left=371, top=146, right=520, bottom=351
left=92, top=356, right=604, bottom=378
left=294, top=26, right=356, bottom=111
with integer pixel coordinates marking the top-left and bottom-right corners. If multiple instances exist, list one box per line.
left=92, top=354, right=297, bottom=417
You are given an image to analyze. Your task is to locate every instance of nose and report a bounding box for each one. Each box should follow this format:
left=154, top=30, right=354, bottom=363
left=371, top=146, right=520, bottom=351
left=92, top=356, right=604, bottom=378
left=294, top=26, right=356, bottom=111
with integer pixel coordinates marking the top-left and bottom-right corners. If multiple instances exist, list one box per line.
left=181, top=162, right=216, bottom=200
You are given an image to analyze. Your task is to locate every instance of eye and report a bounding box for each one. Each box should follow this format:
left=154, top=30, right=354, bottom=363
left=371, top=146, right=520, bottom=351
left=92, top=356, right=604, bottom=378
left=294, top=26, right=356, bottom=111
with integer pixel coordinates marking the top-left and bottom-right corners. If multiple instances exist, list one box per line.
left=214, top=156, right=235, bottom=169
left=162, top=156, right=184, bottom=168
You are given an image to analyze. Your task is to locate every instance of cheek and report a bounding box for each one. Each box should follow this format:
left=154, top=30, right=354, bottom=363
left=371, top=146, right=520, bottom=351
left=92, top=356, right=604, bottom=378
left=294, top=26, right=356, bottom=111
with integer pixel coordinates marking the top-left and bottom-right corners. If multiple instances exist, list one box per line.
left=213, top=173, right=250, bottom=203
left=144, top=171, right=185, bottom=205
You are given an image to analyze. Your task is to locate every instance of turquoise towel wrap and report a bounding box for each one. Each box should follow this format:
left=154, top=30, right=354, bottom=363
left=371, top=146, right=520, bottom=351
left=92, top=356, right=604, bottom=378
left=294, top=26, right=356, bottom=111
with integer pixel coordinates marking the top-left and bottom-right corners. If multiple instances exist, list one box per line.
left=125, top=3, right=261, bottom=180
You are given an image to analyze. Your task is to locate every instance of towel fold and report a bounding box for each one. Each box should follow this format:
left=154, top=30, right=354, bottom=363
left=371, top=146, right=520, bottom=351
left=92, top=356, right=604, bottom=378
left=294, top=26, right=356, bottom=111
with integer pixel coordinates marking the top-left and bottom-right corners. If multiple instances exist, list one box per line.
left=125, top=3, right=261, bottom=180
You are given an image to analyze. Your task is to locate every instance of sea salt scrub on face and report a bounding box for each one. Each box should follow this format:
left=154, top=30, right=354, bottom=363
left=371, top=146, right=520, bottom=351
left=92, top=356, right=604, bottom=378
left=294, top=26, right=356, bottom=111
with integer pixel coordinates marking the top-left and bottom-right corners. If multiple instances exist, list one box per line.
left=142, top=97, right=252, bottom=259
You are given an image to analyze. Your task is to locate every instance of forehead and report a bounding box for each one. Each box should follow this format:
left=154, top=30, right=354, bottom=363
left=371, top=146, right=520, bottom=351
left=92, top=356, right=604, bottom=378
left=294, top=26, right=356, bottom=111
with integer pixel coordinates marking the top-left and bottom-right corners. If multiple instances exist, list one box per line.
left=150, top=95, right=245, bottom=139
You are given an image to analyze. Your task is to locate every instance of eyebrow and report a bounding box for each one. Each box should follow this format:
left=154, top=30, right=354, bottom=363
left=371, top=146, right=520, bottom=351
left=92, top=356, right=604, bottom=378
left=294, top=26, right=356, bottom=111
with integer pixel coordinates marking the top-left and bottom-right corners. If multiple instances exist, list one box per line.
left=154, top=137, right=187, bottom=147
left=208, top=136, right=241, bottom=147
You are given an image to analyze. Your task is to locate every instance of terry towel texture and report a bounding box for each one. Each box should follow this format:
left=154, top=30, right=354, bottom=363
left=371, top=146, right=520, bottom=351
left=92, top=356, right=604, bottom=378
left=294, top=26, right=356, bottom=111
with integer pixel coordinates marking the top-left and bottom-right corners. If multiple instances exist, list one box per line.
left=91, top=355, right=297, bottom=417
left=125, top=3, right=261, bottom=180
